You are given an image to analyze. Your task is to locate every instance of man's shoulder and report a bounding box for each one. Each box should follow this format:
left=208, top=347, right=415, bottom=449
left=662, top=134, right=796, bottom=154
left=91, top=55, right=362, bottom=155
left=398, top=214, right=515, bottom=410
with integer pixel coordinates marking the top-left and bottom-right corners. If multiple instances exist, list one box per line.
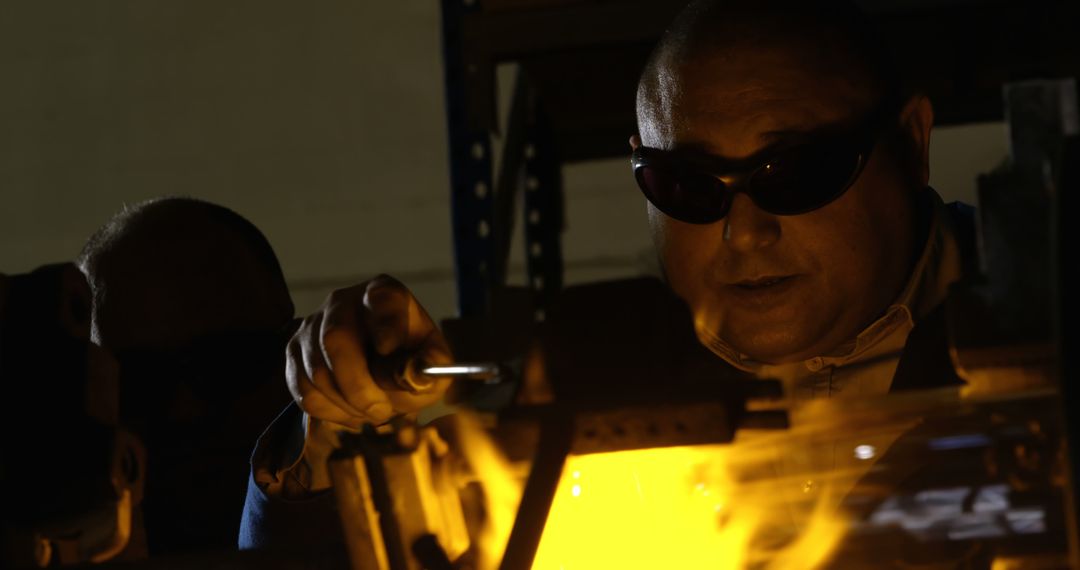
left=891, top=300, right=965, bottom=392
left=889, top=199, right=976, bottom=393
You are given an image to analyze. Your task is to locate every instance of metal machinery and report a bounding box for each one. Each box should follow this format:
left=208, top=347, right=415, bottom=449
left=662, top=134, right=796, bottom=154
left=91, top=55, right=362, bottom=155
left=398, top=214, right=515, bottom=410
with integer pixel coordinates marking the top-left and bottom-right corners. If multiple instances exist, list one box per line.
left=324, top=0, right=1080, bottom=569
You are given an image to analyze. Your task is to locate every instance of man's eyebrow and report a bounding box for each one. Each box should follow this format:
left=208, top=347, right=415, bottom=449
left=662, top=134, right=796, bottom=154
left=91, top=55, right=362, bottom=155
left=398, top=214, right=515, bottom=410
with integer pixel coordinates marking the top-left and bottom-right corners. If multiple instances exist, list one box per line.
left=667, top=138, right=792, bottom=165
left=734, top=138, right=795, bottom=164
left=749, top=123, right=853, bottom=157
left=760, top=129, right=806, bottom=141
left=763, top=115, right=863, bottom=141
left=760, top=126, right=831, bottom=143
left=667, top=123, right=847, bottom=164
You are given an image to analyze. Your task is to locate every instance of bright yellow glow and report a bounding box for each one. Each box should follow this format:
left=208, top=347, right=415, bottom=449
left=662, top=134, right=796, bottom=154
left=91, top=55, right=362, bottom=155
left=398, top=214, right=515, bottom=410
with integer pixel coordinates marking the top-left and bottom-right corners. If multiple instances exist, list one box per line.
left=451, top=409, right=867, bottom=570
left=449, top=413, right=525, bottom=570
left=531, top=445, right=849, bottom=570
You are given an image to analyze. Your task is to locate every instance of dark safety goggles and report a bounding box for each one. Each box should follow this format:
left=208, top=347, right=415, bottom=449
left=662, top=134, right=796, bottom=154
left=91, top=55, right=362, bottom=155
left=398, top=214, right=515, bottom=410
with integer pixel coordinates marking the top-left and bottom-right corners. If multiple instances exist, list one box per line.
left=631, top=105, right=897, bottom=224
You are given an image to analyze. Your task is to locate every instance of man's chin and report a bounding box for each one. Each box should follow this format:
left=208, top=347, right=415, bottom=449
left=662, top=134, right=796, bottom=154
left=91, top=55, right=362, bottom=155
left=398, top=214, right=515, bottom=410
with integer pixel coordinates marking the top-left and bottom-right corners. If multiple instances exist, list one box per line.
left=696, top=315, right=821, bottom=365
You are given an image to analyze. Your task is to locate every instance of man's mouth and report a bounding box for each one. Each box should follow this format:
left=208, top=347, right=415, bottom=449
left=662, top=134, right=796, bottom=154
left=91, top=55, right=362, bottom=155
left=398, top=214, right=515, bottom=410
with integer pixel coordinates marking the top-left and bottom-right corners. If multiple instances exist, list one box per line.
left=732, top=275, right=797, bottom=289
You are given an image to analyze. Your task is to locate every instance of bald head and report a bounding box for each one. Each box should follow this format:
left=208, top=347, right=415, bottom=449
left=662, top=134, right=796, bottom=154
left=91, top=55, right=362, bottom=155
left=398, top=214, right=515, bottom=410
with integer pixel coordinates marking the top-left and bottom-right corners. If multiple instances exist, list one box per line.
left=631, top=0, right=934, bottom=363
left=79, top=198, right=294, bottom=351
left=637, top=0, right=899, bottom=141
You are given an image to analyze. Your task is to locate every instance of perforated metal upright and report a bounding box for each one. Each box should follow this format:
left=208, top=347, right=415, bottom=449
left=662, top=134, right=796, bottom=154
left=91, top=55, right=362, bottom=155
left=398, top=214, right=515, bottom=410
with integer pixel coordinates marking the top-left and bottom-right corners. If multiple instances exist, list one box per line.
left=440, top=0, right=496, bottom=317
left=521, top=101, right=564, bottom=319
left=440, top=0, right=568, bottom=318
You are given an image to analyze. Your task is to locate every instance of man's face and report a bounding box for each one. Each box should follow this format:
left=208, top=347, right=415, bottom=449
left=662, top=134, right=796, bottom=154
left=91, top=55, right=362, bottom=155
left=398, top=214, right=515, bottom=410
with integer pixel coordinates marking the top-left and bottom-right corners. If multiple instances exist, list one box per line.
left=638, top=47, right=923, bottom=364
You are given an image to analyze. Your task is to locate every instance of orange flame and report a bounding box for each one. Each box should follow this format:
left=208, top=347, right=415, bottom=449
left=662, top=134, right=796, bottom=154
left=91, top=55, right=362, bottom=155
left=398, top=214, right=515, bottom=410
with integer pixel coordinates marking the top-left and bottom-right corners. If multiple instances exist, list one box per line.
left=454, top=412, right=855, bottom=570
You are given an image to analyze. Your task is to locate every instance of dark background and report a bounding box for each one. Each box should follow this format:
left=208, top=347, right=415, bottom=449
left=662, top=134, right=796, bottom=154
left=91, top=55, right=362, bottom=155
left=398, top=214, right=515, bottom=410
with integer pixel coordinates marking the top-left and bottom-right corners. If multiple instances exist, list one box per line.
left=1, top=0, right=1056, bottom=320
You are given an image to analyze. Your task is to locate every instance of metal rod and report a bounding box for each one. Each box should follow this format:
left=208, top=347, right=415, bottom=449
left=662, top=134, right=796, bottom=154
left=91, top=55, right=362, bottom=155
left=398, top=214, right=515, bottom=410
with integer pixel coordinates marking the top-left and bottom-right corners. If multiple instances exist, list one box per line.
left=419, top=362, right=501, bottom=382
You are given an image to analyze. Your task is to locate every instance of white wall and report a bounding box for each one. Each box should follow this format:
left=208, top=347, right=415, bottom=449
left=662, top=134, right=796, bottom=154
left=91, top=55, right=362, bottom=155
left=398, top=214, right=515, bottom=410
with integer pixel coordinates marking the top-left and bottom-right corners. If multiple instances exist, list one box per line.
left=0, top=1, right=1008, bottom=322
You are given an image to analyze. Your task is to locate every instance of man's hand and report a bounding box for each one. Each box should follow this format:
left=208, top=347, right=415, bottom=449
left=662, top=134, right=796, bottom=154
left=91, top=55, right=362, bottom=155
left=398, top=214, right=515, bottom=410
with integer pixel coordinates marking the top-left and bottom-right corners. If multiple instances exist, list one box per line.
left=286, top=275, right=453, bottom=428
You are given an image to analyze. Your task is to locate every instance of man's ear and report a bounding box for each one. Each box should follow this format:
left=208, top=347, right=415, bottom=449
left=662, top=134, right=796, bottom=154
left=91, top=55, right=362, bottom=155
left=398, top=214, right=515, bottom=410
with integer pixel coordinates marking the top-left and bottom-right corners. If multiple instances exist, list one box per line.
left=897, top=94, right=934, bottom=186
left=629, top=134, right=642, bottom=151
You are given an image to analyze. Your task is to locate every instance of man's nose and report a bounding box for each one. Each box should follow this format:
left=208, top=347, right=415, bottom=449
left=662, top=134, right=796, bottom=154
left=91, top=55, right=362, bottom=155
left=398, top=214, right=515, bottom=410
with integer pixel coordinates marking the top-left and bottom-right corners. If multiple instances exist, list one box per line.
left=722, top=193, right=781, bottom=252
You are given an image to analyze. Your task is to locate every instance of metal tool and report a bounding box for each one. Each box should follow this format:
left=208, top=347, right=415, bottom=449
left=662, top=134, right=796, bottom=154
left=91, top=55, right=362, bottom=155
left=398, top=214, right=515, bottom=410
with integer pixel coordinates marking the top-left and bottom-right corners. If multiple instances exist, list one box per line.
left=419, top=362, right=501, bottom=382
left=391, top=360, right=503, bottom=394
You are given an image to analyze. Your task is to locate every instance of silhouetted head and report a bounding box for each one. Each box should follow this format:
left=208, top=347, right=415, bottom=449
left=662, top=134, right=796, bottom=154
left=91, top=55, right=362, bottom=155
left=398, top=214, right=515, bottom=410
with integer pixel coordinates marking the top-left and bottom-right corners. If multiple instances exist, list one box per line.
left=79, top=197, right=293, bottom=352
left=77, top=197, right=294, bottom=553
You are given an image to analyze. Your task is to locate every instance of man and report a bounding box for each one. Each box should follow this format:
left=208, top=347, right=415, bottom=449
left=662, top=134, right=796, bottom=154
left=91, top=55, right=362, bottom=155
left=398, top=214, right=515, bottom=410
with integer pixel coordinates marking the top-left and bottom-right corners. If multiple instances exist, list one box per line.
left=626, top=0, right=966, bottom=397
left=79, top=197, right=296, bottom=554
left=241, top=0, right=972, bottom=551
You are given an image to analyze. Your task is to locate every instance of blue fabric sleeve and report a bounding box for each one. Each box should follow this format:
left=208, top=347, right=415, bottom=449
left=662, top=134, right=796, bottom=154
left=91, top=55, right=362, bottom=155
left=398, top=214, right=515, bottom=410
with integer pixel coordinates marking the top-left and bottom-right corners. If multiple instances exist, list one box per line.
left=238, top=470, right=344, bottom=551
left=238, top=403, right=346, bottom=552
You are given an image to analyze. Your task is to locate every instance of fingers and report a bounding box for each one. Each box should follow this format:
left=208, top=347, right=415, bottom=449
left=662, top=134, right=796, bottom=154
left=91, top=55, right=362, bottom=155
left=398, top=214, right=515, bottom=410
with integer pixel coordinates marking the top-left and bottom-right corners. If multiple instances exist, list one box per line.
left=362, top=276, right=454, bottom=408
left=321, top=285, right=393, bottom=421
left=288, top=308, right=390, bottom=427
left=285, top=275, right=453, bottom=427
left=298, top=313, right=366, bottom=418
left=363, top=275, right=453, bottom=368
left=362, top=275, right=412, bottom=357
left=287, top=320, right=364, bottom=427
